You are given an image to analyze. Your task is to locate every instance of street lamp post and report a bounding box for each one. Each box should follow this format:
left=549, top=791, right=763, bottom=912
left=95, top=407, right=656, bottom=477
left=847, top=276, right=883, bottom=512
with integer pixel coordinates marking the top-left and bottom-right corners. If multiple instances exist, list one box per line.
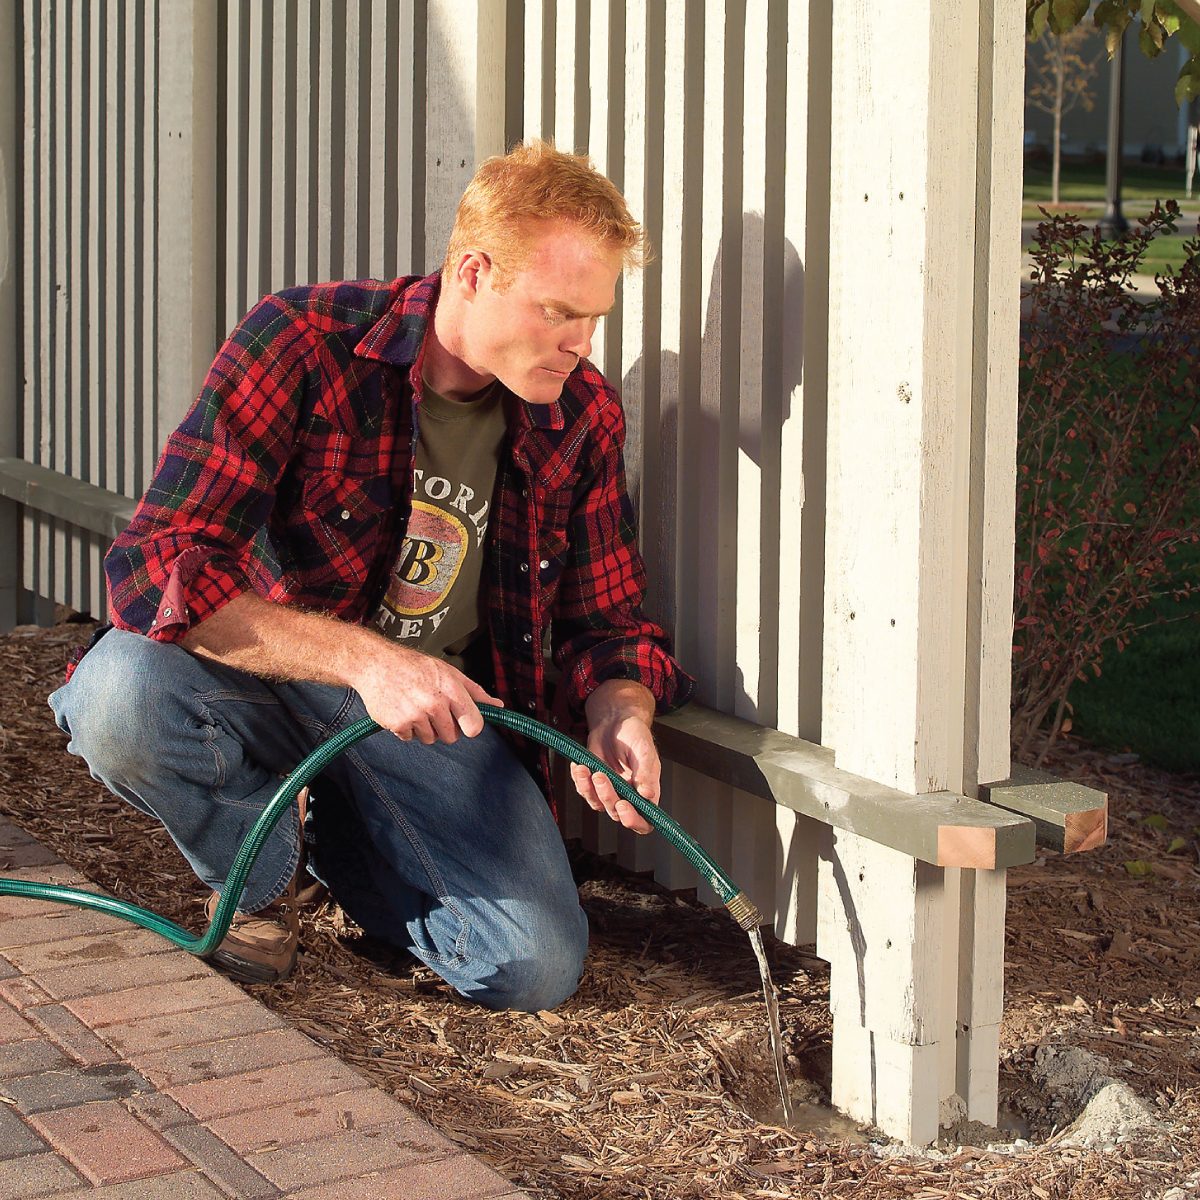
left=1099, top=26, right=1128, bottom=236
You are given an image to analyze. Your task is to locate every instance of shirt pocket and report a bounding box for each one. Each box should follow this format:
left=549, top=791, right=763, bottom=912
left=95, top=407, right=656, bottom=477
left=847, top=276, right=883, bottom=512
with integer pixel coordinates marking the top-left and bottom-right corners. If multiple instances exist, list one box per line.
left=294, top=470, right=391, bottom=587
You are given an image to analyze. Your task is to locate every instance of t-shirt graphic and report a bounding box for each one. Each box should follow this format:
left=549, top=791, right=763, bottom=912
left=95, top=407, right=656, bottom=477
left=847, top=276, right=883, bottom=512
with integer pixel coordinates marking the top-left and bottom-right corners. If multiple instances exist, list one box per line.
left=370, top=379, right=507, bottom=673
left=388, top=500, right=471, bottom=617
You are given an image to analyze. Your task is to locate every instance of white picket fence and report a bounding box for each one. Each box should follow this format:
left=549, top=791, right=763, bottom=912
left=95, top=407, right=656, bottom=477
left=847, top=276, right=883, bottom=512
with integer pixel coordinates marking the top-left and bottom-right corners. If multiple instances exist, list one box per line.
left=0, top=0, right=1027, bottom=1143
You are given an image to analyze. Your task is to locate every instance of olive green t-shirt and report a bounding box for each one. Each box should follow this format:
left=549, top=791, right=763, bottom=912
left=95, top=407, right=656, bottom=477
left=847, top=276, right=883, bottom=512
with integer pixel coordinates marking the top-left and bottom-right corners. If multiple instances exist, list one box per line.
left=369, top=380, right=507, bottom=675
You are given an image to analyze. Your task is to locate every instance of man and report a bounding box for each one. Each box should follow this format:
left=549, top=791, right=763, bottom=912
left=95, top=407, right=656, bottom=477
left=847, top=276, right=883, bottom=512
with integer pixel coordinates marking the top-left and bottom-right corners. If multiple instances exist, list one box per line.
left=49, top=141, right=693, bottom=1011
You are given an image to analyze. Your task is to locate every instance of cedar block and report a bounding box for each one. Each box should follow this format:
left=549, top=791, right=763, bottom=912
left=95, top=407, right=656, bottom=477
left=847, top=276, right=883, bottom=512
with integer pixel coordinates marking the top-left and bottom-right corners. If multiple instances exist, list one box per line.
left=2, top=1064, right=151, bottom=1114
left=0, top=841, right=64, bottom=869
left=102, top=1000, right=283, bottom=1057
left=3, top=928, right=174, bottom=975
left=246, top=1126, right=455, bottom=1191
left=0, top=1103, right=50, bottom=1158
left=161, top=1122, right=280, bottom=1200
left=26, top=1005, right=120, bottom=1066
left=0, top=976, right=54, bottom=1011
left=36, top=949, right=211, bottom=1002
left=0, top=909, right=127, bottom=949
left=0, top=893, right=69, bottom=920
left=0, top=1150, right=86, bottom=1198
left=205, top=1086, right=411, bottom=1153
left=284, top=1155, right=519, bottom=1200
left=0, top=1037, right=71, bottom=1080
left=0, top=865, right=90, bottom=888
left=29, top=1099, right=188, bottom=1186
left=134, top=1026, right=326, bottom=1088
left=38, top=1171, right=228, bottom=1199
left=65, top=975, right=243, bottom=1029
left=0, top=997, right=38, bottom=1044
left=166, top=1058, right=367, bottom=1122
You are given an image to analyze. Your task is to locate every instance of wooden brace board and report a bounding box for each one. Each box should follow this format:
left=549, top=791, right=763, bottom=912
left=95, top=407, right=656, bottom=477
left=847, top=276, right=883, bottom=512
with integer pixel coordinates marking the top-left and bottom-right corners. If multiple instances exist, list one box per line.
left=979, top=763, right=1108, bottom=854
left=655, top=704, right=1036, bottom=870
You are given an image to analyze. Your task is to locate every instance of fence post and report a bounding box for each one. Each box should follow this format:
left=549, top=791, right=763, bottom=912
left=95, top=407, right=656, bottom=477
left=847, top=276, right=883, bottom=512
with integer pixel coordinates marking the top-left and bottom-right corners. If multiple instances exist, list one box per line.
left=818, top=0, right=1022, bottom=1143
left=157, top=3, right=217, bottom=437
left=422, top=0, right=515, bottom=273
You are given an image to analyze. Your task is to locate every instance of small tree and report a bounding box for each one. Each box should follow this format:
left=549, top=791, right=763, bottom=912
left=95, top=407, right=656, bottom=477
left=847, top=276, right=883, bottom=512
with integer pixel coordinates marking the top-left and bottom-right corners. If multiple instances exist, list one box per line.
left=1012, top=202, right=1200, bottom=758
left=1026, top=27, right=1101, bottom=205
left=1027, top=0, right=1200, bottom=104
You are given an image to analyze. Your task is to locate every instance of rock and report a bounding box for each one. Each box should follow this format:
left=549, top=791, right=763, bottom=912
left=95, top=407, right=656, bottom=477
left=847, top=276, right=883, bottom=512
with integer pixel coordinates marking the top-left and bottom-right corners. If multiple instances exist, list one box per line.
left=1056, top=1081, right=1162, bottom=1149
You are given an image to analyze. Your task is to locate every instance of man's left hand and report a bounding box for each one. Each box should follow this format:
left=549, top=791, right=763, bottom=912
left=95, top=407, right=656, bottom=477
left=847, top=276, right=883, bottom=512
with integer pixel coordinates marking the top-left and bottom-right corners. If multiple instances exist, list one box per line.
left=573, top=680, right=660, bottom=835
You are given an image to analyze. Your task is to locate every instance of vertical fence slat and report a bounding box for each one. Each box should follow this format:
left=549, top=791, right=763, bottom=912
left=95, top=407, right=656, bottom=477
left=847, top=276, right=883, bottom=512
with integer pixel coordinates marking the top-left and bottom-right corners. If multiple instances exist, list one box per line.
left=294, top=0, right=314, bottom=284
left=523, top=0, right=548, bottom=142
left=367, top=0, right=390, bottom=276
left=104, top=0, right=119, bottom=497
left=246, top=0, right=267, bottom=302
left=87, top=0, right=104, bottom=612
left=52, top=0, right=68, bottom=603
left=271, top=0, right=291, bottom=290
left=315, top=0, right=335, bottom=281
left=967, top=0, right=1022, bottom=792
left=141, top=1, right=156, bottom=493
left=736, top=6, right=768, bottom=726
left=696, top=3, right=735, bottom=709
left=342, top=0, right=361, bottom=278
left=122, top=0, right=139, bottom=500
left=69, top=0, right=86, bottom=608
left=585, top=0, right=611, bottom=370
left=554, top=0, right=577, bottom=151
left=225, top=0, right=247, bottom=324
left=394, top=0, right=415, bottom=273
left=157, top=4, right=217, bottom=435
left=26, top=0, right=41, bottom=596
left=0, top=0, right=19, bottom=626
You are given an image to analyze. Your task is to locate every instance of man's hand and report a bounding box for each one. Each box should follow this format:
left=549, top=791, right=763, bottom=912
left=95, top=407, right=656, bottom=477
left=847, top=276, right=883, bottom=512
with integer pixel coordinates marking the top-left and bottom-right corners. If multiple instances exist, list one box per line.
left=182, top=594, right=502, bottom=746
left=349, top=644, right=503, bottom=745
left=572, top=680, right=660, bottom=835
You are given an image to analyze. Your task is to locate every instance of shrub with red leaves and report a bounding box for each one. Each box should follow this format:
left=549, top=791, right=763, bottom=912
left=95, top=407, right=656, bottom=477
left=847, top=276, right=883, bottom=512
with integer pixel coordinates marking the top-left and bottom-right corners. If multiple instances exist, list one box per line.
left=1013, top=201, right=1200, bottom=757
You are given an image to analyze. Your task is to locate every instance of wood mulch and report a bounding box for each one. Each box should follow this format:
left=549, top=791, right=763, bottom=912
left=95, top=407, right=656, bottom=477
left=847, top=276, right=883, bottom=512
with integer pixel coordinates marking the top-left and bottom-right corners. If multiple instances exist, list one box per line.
left=0, top=618, right=1197, bottom=1200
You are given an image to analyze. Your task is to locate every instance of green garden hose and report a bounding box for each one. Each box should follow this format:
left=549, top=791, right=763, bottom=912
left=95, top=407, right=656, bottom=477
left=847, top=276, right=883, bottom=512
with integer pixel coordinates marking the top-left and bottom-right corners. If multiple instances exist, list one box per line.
left=0, top=705, right=761, bottom=956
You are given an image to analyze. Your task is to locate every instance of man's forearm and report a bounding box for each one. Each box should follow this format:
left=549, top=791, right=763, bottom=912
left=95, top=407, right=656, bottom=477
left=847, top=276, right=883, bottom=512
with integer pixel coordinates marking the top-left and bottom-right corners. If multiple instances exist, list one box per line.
left=180, top=592, right=381, bottom=690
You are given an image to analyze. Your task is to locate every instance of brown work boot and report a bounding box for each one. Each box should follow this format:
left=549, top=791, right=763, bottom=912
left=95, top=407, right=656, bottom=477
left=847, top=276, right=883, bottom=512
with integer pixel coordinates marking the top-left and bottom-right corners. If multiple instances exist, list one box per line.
left=205, top=884, right=299, bottom=983
left=204, top=786, right=316, bottom=984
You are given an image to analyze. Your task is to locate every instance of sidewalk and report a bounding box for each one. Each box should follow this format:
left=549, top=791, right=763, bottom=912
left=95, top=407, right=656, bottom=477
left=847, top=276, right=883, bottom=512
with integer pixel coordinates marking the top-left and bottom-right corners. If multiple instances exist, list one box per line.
left=0, top=816, right=529, bottom=1199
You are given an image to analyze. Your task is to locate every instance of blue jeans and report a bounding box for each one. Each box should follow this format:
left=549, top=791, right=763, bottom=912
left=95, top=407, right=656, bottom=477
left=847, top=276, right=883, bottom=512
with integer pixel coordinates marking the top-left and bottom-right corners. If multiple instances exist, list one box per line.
left=49, top=628, right=587, bottom=1011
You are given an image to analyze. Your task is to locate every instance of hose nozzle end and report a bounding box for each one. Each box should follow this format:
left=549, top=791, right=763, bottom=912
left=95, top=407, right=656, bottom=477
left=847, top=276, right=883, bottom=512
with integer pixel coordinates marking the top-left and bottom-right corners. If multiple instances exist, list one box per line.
left=725, top=890, right=761, bottom=932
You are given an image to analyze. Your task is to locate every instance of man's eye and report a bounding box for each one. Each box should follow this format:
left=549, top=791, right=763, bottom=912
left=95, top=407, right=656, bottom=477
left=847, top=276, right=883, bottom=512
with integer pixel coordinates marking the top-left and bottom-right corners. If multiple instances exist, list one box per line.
left=543, top=308, right=567, bottom=325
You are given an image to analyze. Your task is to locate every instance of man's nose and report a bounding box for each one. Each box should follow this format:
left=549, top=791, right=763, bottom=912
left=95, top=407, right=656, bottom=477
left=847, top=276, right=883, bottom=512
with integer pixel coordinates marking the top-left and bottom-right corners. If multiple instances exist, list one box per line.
left=562, top=317, right=598, bottom=361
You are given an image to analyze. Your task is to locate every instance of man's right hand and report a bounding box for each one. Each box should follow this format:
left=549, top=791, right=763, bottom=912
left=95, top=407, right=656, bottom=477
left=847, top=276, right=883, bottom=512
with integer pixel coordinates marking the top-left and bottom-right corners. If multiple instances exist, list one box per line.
left=349, top=644, right=504, bottom=745
left=181, top=594, right=502, bottom=746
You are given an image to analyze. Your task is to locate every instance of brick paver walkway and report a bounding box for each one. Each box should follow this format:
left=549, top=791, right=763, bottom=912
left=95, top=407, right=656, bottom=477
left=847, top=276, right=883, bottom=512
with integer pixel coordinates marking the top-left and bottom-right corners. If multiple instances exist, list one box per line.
left=0, top=816, right=529, bottom=1199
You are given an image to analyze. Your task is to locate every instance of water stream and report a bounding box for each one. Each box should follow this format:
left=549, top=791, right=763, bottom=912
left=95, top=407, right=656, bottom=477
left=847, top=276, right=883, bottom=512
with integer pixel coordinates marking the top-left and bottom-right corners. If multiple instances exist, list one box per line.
left=747, top=927, right=795, bottom=1126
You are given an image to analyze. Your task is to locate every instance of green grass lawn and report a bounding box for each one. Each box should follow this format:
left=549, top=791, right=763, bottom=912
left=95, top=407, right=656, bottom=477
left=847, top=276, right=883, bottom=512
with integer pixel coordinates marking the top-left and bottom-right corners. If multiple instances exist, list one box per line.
left=1023, top=159, right=1198, bottom=215
left=1067, top=601, right=1200, bottom=773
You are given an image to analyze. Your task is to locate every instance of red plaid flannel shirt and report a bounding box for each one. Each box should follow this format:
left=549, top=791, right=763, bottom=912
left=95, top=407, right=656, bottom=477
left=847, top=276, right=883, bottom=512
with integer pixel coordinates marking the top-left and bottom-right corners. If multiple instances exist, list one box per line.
left=100, top=273, right=694, bottom=792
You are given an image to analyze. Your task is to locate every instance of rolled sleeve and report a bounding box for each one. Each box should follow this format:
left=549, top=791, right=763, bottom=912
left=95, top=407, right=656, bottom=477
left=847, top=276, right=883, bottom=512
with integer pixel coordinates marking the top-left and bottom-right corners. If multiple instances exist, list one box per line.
left=551, top=397, right=696, bottom=720
left=104, top=295, right=310, bottom=638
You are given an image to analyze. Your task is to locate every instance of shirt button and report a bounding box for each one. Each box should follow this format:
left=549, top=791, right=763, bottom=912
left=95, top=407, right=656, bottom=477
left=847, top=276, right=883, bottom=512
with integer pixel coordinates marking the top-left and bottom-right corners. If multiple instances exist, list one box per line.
left=519, top=562, right=530, bottom=573
left=521, top=488, right=529, bottom=498
left=523, top=633, right=533, bottom=643
left=539, top=559, right=549, bottom=570
left=162, top=607, right=173, bottom=618
left=340, top=509, right=351, bottom=520
left=527, top=701, right=536, bottom=711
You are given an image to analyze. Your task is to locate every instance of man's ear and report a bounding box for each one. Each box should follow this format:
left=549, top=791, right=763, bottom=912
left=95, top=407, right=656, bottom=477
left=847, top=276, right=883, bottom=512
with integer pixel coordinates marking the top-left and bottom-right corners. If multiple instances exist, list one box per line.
left=453, top=249, right=492, bottom=299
